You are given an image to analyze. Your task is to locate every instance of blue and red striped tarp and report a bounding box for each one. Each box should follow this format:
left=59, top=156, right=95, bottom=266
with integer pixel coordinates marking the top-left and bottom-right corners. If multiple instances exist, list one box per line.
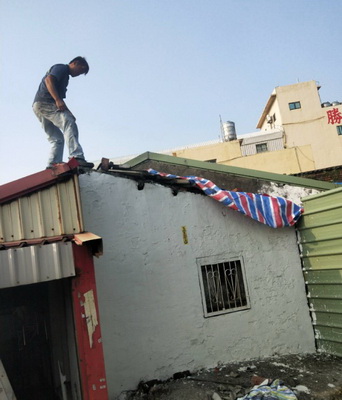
left=147, top=169, right=303, bottom=228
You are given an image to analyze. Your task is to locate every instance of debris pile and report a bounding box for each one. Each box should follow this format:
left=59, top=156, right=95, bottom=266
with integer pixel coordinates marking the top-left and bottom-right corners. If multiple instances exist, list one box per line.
left=117, top=353, right=342, bottom=400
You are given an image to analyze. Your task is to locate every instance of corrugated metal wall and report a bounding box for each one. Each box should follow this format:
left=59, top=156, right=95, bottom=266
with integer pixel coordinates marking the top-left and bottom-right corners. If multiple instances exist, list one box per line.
left=0, top=176, right=83, bottom=242
left=241, top=131, right=284, bottom=156
left=0, top=241, right=75, bottom=288
left=297, top=187, right=342, bottom=355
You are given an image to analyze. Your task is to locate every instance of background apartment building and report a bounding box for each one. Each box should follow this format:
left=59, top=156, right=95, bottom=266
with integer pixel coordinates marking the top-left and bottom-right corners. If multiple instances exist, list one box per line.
left=169, top=80, right=342, bottom=175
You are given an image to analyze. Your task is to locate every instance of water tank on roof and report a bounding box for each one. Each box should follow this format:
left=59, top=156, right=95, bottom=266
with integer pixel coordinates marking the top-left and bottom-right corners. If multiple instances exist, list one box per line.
left=222, top=121, right=237, bottom=141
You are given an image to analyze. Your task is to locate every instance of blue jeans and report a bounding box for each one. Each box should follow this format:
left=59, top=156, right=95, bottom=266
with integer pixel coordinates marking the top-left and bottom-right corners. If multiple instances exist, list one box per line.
left=33, top=102, right=85, bottom=166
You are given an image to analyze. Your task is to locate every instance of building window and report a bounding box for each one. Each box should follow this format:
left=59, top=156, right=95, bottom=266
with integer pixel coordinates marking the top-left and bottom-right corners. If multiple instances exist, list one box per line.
left=289, top=101, right=301, bottom=110
left=197, top=257, right=250, bottom=317
left=337, top=126, right=342, bottom=135
left=256, top=143, right=268, bottom=153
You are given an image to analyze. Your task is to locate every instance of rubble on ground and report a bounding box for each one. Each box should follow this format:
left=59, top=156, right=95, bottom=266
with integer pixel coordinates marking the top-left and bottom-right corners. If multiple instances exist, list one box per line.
left=118, top=353, right=342, bottom=400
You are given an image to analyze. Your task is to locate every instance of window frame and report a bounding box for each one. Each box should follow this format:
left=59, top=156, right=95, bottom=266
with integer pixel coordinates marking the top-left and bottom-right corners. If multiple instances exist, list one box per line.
left=289, top=101, right=301, bottom=110
left=256, top=143, right=268, bottom=153
left=337, top=125, right=342, bottom=136
left=196, top=255, right=250, bottom=318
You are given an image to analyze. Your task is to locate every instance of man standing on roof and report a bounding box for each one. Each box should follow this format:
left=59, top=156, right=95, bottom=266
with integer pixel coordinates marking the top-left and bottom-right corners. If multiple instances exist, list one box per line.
left=33, top=56, right=94, bottom=169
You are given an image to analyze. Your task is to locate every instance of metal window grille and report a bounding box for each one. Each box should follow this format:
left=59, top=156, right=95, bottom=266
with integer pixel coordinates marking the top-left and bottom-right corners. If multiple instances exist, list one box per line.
left=256, top=143, right=268, bottom=153
left=197, top=258, right=250, bottom=317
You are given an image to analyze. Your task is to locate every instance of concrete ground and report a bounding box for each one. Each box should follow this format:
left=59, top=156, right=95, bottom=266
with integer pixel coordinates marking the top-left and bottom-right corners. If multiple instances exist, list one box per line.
left=119, top=353, right=342, bottom=400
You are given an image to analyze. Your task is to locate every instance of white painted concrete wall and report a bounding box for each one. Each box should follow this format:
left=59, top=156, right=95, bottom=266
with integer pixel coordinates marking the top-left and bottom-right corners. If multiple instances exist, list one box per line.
left=79, top=172, right=315, bottom=399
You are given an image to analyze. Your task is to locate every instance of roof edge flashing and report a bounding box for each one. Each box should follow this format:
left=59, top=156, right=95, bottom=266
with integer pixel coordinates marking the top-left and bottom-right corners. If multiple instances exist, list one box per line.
left=122, top=151, right=154, bottom=168
left=73, top=232, right=103, bottom=257
left=0, top=160, right=79, bottom=205
left=123, top=152, right=338, bottom=191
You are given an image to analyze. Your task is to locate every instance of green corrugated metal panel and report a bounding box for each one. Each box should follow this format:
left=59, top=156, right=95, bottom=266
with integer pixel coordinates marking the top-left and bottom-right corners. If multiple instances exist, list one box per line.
left=124, top=152, right=338, bottom=190
left=316, top=340, right=342, bottom=357
left=0, top=176, right=83, bottom=242
left=301, top=238, right=342, bottom=257
left=304, top=269, right=342, bottom=284
left=303, top=199, right=342, bottom=215
left=307, top=284, right=342, bottom=299
left=298, top=188, right=342, bottom=225
left=314, top=325, right=342, bottom=343
left=309, top=298, right=342, bottom=313
left=301, top=186, right=342, bottom=202
left=300, top=208, right=342, bottom=228
left=298, top=187, right=342, bottom=356
left=302, top=254, right=342, bottom=270
left=299, top=222, right=342, bottom=242
left=314, top=312, right=342, bottom=328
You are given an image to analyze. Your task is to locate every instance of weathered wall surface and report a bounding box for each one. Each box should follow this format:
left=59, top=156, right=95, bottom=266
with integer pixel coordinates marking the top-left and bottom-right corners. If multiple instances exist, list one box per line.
left=79, top=172, right=315, bottom=399
left=259, top=182, right=320, bottom=205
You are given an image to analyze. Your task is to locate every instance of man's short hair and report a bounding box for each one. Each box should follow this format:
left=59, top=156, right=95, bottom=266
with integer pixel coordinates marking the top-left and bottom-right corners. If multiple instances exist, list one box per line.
left=69, top=56, right=89, bottom=74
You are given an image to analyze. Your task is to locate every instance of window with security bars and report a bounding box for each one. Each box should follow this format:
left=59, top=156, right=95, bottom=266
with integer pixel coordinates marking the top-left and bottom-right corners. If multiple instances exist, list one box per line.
left=197, top=258, right=250, bottom=317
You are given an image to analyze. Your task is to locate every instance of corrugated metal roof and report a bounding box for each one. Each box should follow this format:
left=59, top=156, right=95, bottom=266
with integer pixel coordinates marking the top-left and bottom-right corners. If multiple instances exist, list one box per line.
left=0, top=241, right=75, bottom=289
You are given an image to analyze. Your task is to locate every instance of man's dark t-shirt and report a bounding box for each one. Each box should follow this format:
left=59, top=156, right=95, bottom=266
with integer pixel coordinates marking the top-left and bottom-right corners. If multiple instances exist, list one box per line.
left=34, top=64, right=70, bottom=103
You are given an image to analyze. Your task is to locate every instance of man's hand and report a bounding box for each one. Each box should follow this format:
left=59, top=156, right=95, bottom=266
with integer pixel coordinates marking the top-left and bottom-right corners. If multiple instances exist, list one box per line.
left=45, top=75, right=67, bottom=111
left=55, top=99, right=67, bottom=111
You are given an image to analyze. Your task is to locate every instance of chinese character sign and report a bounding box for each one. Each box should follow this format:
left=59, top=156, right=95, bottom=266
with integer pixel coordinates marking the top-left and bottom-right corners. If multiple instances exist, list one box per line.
left=327, top=108, right=342, bottom=124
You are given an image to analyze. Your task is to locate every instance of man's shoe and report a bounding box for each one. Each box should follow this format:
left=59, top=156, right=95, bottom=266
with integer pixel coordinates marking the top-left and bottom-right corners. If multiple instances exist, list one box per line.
left=75, top=158, right=94, bottom=168
left=46, top=162, right=66, bottom=169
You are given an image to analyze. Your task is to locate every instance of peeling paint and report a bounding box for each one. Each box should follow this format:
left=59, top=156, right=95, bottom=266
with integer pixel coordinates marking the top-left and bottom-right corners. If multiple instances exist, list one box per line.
left=83, top=290, right=99, bottom=348
left=259, top=182, right=320, bottom=205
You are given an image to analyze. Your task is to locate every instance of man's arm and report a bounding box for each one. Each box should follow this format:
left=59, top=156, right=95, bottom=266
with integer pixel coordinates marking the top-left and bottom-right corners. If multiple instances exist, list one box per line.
left=45, top=75, right=67, bottom=111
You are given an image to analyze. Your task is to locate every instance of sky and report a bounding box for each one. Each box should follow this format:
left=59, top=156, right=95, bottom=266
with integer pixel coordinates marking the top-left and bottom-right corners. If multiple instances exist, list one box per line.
left=1, top=0, right=342, bottom=184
